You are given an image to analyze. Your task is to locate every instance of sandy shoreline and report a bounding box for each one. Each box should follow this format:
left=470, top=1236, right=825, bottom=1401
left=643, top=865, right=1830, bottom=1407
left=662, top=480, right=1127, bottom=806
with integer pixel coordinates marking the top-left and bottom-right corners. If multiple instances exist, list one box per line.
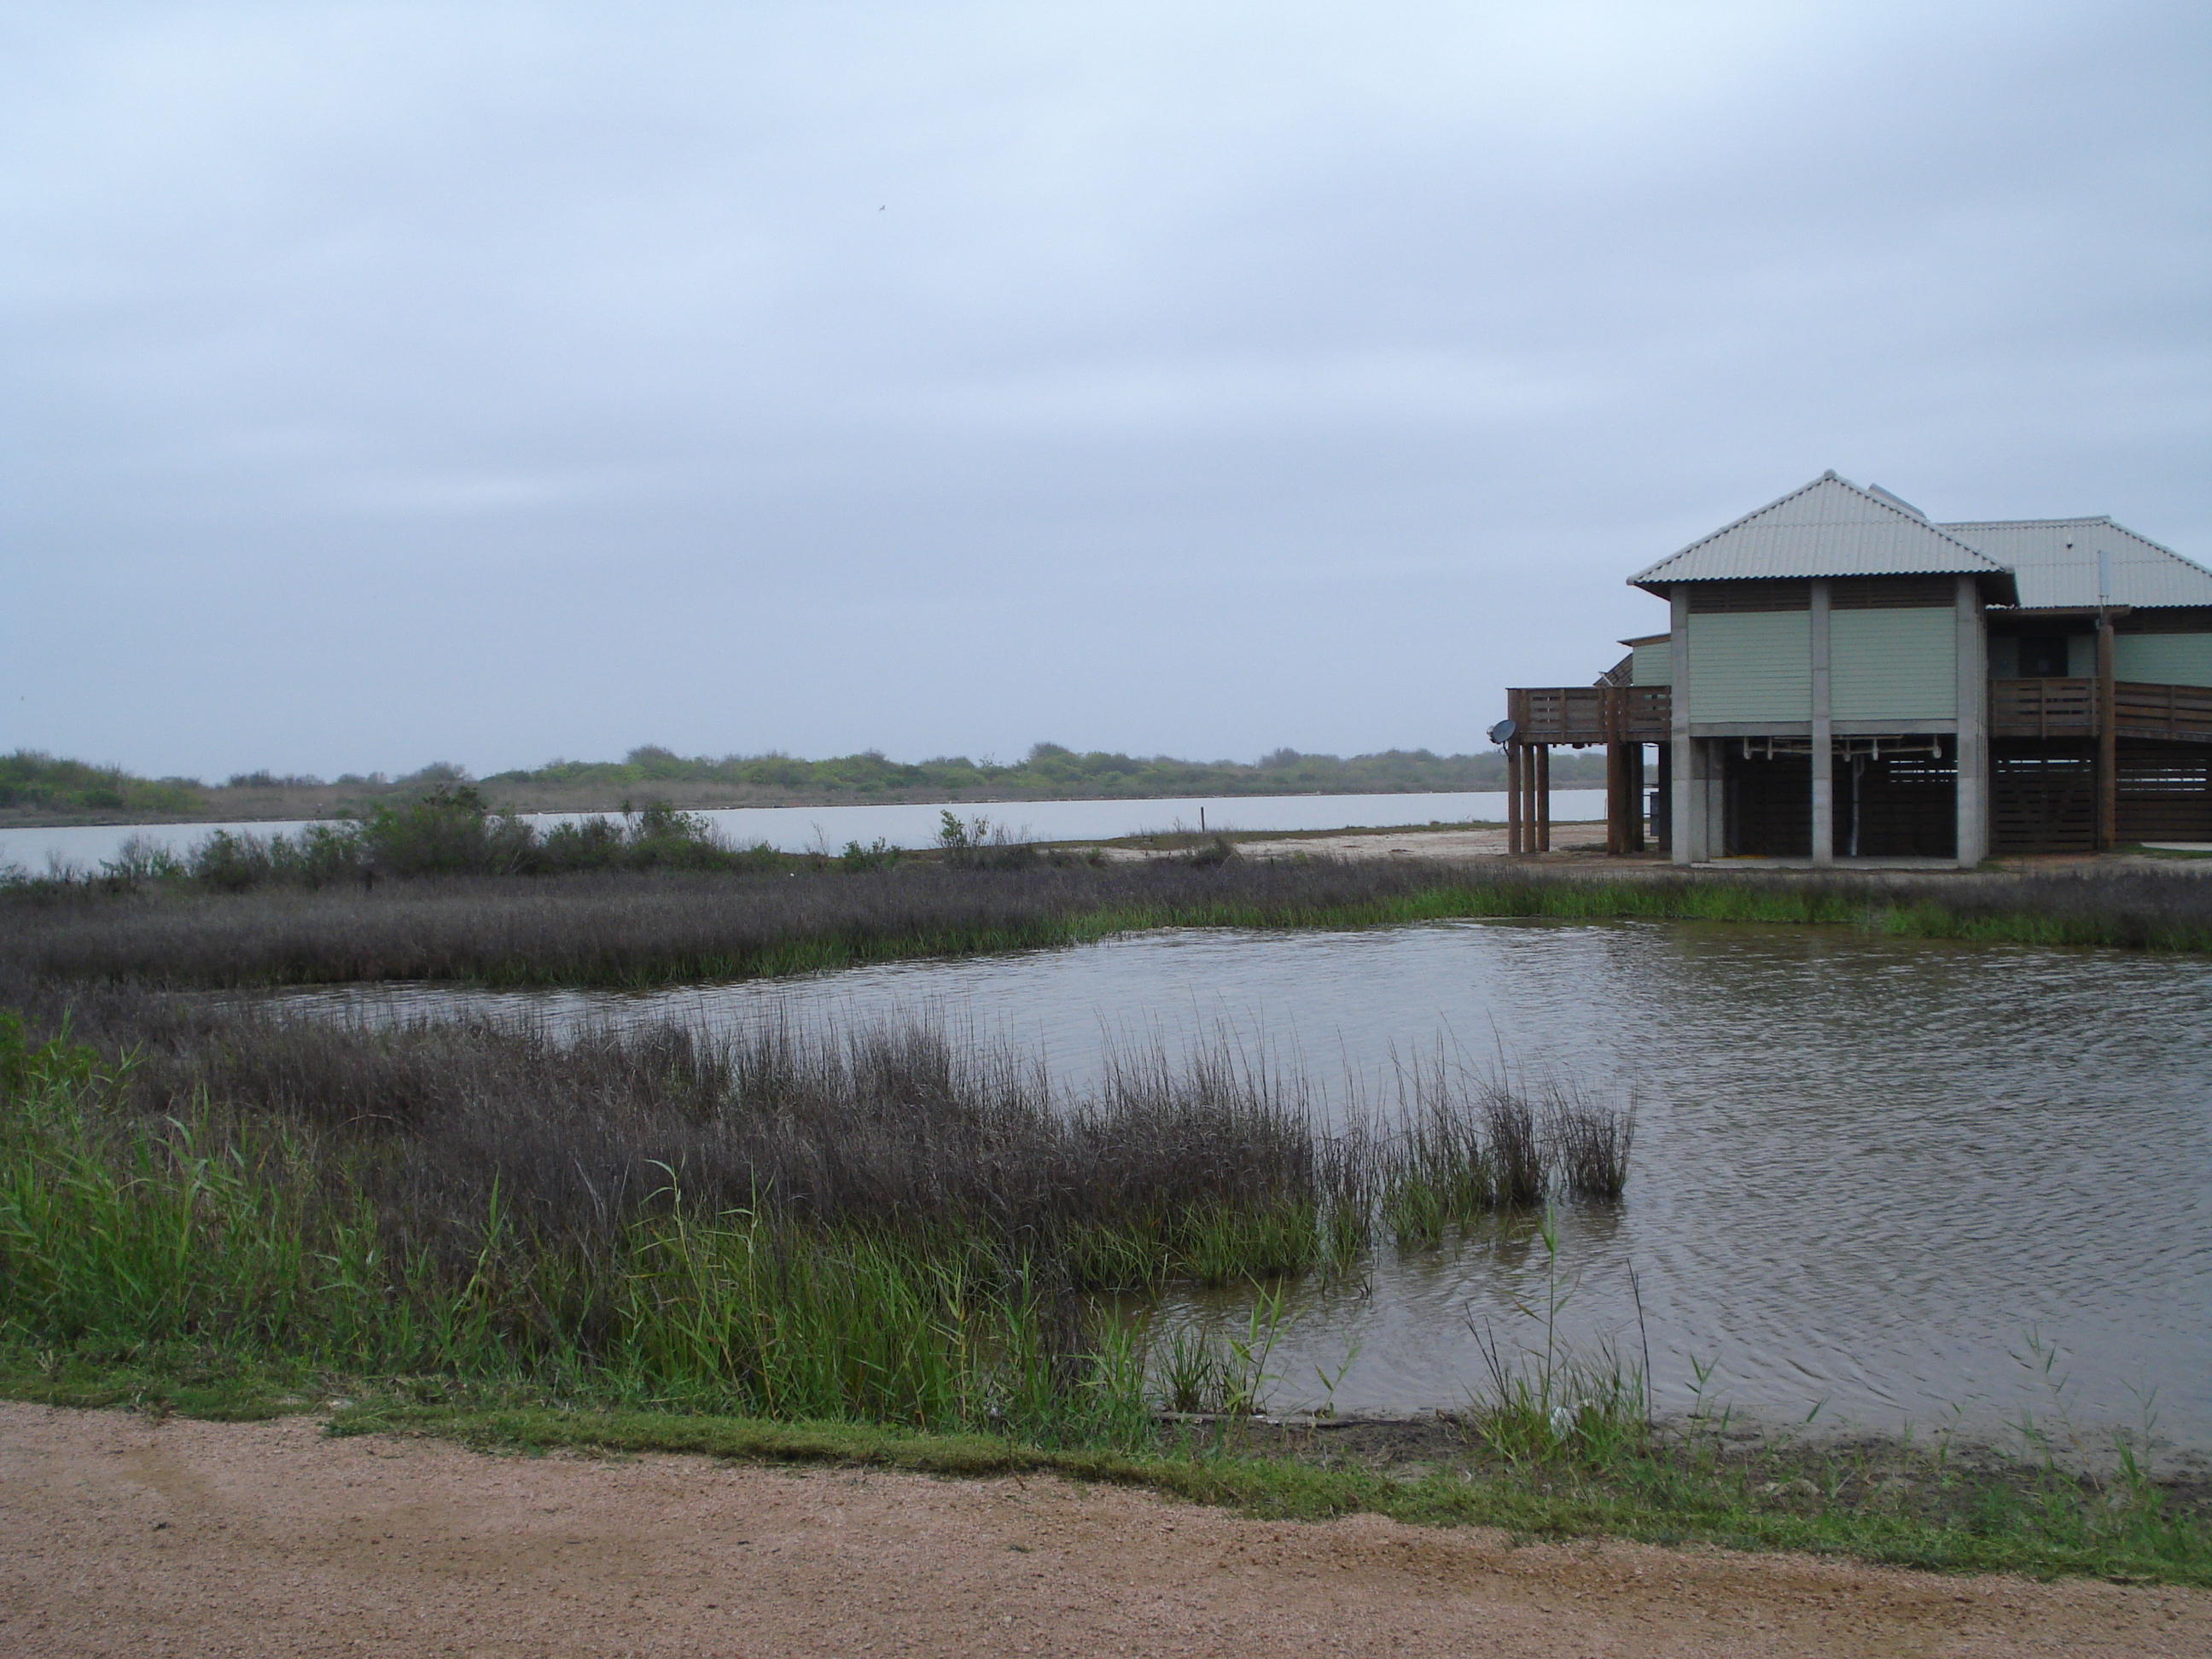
left=1092, top=823, right=1607, bottom=864
left=3, top=1403, right=2203, bottom=1657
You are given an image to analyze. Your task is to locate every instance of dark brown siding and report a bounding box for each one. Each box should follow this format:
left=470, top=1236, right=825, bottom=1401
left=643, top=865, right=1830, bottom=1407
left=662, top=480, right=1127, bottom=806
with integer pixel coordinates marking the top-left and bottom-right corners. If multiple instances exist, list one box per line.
left=1687, top=581, right=1811, bottom=614
left=1991, top=744, right=2096, bottom=853
left=1831, top=576, right=1959, bottom=610
left=2117, top=750, right=2212, bottom=842
left=2116, top=608, right=2212, bottom=635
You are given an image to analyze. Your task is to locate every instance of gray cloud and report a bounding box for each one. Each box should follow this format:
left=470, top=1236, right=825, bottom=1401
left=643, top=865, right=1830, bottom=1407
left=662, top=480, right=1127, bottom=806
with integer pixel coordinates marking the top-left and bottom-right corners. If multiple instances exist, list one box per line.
left=4, top=1, right=2207, bottom=777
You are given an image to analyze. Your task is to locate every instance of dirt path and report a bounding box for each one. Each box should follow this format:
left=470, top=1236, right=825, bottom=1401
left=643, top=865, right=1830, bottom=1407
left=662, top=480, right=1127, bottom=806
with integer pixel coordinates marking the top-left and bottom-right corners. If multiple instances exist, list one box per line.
left=4, top=1405, right=2206, bottom=1656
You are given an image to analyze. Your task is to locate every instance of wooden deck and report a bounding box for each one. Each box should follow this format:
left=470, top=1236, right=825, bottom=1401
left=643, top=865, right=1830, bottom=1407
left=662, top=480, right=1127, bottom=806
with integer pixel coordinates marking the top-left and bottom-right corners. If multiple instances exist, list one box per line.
left=1505, top=679, right=2212, bottom=746
left=1505, top=684, right=1669, bottom=743
left=2111, top=679, right=2212, bottom=743
left=1986, top=678, right=2212, bottom=742
left=1988, top=677, right=2096, bottom=739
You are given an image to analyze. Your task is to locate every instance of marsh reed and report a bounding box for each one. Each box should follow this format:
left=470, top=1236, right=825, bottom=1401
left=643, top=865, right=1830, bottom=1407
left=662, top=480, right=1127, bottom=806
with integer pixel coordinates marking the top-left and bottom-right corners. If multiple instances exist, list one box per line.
left=12, top=857, right=2212, bottom=995
left=0, top=977, right=1633, bottom=1436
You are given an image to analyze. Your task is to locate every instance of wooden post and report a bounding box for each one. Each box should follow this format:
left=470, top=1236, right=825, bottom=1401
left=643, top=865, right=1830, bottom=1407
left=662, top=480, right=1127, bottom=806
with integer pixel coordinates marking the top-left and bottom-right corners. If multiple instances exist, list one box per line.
left=1654, top=741, right=1672, bottom=854
left=1512, top=748, right=1530, bottom=858
left=1535, top=744, right=1551, bottom=852
left=1506, top=744, right=1522, bottom=854
left=2097, top=614, right=2118, bottom=850
left=1604, top=742, right=1626, bottom=854
left=1628, top=742, right=1646, bottom=852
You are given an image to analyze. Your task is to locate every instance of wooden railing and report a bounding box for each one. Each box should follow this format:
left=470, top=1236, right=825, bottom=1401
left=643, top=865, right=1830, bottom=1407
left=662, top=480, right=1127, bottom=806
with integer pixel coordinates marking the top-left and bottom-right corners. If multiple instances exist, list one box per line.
left=2112, top=680, right=2212, bottom=744
left=1506, top=684, right=1670, bottom=743
left=1512, top=686, right=1610, bottom=743
left=1615, top=684, right=1670, bottom=737
left=1988, top=678, right=2212, bottom=743
left=1988, top=678, right=2097, bottom=739
left=1510, top=678, right=2212, bottom=746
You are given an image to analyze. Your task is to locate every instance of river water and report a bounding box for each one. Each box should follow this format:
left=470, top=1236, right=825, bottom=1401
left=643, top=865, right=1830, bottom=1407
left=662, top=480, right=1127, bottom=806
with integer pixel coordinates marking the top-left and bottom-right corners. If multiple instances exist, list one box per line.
left=0, top=788, right=1605, bottom=875
left=266, top=917, right=2212, bottom=1459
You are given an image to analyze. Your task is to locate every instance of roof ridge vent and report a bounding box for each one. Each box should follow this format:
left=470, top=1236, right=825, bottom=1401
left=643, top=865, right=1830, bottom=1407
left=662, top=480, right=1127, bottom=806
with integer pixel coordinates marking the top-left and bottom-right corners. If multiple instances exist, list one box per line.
left=1866, top=483, right=1927, bottom=520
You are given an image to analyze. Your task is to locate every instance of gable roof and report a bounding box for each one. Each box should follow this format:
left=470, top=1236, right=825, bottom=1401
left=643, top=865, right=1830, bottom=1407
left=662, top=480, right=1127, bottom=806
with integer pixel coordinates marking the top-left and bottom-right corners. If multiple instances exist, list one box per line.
left=1940, top=516, right=2212, bottom=611
left=1630, top=472, right=2012, bottom=594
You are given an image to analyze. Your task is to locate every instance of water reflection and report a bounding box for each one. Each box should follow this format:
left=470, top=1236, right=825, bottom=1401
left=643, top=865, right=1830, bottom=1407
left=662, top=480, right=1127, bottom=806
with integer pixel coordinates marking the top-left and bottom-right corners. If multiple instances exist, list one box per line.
left=262, top=919, right=2212, bottom=1452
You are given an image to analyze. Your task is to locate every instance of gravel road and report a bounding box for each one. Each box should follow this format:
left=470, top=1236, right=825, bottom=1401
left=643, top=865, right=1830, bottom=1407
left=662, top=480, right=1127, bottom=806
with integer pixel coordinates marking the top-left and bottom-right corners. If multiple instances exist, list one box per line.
left=3, top=1403, right=2203, bottom=1657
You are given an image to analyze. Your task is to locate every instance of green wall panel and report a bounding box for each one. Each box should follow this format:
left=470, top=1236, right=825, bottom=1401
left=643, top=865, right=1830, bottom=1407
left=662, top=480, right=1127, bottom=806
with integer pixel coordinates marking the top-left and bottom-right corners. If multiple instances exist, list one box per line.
left=1632, top=640, right=1672, bottom=686
left=2115, top=633, right=2212, bottom=687
left=1685, top=612, right=1809, bottom=721
left=1830, top=607, right=1956, bottom=720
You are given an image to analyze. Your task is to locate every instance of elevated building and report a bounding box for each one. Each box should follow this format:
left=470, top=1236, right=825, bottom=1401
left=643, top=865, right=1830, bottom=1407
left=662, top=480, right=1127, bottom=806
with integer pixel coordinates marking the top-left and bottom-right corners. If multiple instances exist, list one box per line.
left=1499, top=472, right=2212, bottom=864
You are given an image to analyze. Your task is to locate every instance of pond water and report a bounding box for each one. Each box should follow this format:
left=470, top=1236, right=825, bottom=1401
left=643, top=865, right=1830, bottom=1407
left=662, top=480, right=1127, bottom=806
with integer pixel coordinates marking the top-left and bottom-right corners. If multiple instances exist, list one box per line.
left=263, top=919, right=2212, bottom=1458
left=0, top=788, right=1606, bottom=874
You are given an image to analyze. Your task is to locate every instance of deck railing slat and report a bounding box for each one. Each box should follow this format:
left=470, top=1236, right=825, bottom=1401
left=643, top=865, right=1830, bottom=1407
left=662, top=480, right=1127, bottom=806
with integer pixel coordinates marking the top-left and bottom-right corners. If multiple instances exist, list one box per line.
left=1503, top=677, right=2212, bottom=746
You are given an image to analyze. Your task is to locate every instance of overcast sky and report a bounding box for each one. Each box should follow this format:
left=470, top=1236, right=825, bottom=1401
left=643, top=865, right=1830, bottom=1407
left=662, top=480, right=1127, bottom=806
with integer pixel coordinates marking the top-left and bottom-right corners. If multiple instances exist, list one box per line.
left=4, top=2, right=2207, bottom=781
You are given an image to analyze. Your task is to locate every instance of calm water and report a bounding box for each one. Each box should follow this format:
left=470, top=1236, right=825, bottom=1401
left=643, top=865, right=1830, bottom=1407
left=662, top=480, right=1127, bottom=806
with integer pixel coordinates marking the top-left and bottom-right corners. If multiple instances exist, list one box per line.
left=0, top=789, right=1604, bottom=874
left=265, top=920, right=2212, bottom=1457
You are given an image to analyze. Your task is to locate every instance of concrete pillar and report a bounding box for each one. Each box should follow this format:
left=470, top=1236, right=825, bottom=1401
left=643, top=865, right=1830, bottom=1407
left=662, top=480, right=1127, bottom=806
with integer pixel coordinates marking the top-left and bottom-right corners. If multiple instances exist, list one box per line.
left=1810, top=579, right=1834, bottom=866
left=1668, top=585, right=1698, bottom=863
left=1955, top=573, right=1989, bottom=866
left=2096, top=613, right=2118, bottom=851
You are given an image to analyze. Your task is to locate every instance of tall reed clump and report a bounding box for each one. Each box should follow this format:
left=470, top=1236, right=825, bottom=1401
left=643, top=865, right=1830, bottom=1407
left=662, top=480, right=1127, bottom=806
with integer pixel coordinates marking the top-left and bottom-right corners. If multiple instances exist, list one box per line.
left=0, top=993, right=1398, bottom=1439
left=0, top=976, right=1639, bottom=1431
left=0, top=1013, right=1149, bottom=1440
left=1373, top=1051, right=1635, bottom=1249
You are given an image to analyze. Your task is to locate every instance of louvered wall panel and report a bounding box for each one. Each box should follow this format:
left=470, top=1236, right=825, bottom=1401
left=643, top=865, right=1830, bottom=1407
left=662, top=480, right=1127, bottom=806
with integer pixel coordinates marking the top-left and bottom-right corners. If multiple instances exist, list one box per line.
left=2113, top=634, right=2212, bottom=688
left=1686, top=612, right=1811, bottom=722
left=1829, top=607, right=1957, bottom=721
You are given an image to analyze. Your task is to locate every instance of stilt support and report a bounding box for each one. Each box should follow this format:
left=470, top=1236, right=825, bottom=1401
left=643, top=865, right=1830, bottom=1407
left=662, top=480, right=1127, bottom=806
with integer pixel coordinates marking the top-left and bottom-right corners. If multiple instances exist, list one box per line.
left=1534, top=744, right=1551, bottom=851
left=1506, top=744, right=1523, bottom=854
left=2097, top=614, right=2118, bottom=851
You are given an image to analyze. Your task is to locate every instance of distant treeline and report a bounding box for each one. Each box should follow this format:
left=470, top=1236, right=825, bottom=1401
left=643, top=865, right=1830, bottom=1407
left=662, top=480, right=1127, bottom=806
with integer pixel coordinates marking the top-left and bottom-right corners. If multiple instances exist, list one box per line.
left=0, top=752, right=204, bottom=819
left=1, top=742, right=1609, bottom=824
left=485, top=742, right=1606, bottom=800
left=0, top=751, right=474, bottom=823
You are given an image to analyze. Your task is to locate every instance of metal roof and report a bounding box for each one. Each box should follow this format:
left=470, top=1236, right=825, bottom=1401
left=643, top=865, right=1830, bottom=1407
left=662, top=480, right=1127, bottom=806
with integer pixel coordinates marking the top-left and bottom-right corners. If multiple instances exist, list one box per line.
left=1940, top=517, right=2212, bottom=611
left=1629, top=472, right=2011, bottom=591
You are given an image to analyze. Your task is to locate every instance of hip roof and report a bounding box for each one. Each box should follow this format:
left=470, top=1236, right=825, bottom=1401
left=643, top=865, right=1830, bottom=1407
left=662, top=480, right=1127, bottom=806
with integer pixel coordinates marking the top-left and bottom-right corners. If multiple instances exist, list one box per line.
left=1941, top=517, right=2212, bottom=611
left=1630, top=473, right=2009, bottom=591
